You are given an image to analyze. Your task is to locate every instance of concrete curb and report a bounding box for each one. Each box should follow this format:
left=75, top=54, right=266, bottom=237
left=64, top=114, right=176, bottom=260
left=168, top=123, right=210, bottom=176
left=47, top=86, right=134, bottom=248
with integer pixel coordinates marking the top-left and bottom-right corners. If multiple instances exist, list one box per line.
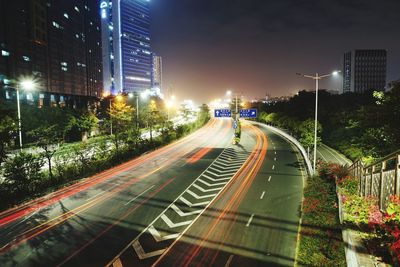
left=252, top=122, right=313, bottom=176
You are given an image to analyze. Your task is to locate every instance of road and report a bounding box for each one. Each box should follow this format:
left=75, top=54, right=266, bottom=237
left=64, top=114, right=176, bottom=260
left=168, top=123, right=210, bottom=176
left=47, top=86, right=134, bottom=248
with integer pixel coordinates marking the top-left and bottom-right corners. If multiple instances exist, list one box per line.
left=317, top=144, right=352, bottom=165
left=0, top=119, right=307, bottom=267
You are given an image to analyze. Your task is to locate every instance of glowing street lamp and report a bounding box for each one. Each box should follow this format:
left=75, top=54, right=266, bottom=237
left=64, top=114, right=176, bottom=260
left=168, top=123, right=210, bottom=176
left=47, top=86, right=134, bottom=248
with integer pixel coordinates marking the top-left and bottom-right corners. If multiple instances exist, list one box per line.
left=296, top=70, right=341, bottom=174
left=15, top=79, right=36, bottom=151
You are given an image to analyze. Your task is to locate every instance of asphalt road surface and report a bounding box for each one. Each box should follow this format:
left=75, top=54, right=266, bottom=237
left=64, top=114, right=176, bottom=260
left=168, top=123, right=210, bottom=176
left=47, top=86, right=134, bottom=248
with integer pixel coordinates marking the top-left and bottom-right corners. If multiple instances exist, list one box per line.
left=0, top=119, right=307, bottom=267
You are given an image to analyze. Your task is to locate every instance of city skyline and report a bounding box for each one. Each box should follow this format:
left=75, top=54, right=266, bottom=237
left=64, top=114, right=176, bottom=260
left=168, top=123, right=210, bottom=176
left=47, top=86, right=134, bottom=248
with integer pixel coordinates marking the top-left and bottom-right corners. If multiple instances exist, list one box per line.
left=151, top=0, right=400, bottom=102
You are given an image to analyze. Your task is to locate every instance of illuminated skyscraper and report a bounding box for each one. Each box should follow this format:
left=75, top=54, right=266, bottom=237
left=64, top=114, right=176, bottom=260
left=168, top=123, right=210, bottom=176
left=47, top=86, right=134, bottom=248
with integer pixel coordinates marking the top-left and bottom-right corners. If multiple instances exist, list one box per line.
left=152, top=54, right=162, bottom=93
left=100, top=0, right=152, bottom=95
left=343, top=50, right=387, bottom=93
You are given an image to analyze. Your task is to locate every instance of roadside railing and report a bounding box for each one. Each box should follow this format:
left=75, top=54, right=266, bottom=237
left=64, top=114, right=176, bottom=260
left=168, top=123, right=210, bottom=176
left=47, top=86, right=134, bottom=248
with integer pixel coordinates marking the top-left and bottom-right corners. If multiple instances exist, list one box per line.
left=349, top=150, right=400, bottom=210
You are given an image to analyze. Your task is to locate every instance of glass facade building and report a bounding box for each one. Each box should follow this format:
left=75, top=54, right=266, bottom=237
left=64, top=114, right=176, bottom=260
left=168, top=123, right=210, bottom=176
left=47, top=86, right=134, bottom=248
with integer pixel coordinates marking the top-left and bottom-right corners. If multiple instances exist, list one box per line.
left=343, top=50, right=387, bottom=93
left=0, top=0, right=103, bottom=108
left=101, top=0, right=152, bottom=95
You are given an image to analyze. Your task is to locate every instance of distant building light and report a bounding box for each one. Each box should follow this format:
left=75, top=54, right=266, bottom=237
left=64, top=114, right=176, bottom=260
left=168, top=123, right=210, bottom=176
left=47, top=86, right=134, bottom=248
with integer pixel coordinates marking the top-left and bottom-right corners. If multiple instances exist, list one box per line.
left=74, top=6, right=80, bottom=12
left=61, top=62, right=68, bottom=66
left=64, top=13, right=69, bottom=19
left=22, top=56, right=30, bottom=62
left=1, top=50, right=10, bottom=57
left=126, top=76, right=151, bottom=82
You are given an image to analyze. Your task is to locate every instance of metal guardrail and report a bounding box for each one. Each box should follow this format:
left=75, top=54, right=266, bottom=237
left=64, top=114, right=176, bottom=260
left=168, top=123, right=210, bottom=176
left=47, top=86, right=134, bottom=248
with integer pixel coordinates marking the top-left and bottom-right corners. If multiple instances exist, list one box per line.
left=348, top=150, right=400, bottom=210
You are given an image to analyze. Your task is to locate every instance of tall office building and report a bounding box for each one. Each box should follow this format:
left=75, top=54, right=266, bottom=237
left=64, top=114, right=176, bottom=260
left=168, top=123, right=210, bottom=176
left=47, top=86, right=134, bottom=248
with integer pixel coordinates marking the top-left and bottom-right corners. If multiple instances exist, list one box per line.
left=0, top=0, right=103, bottom=108
left=152, top=54, right=162, bottom=93
left=101, top=0, right=152, bottom=95
left=343, top=50, right=387, bottom=93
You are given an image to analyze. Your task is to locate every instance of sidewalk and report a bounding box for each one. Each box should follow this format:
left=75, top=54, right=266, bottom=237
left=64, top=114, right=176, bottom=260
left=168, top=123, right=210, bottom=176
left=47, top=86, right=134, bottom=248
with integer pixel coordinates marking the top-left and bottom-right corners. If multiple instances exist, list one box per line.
left=319, top=144, right=387, bottom=267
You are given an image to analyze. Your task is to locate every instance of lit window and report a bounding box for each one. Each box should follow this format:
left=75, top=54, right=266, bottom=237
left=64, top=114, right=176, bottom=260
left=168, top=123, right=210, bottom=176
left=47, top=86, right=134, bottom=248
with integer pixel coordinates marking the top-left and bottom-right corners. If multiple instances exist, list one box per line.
left=52, top=21, right=60, bottom=28
left=1, top=50, right=10, bottom=57
left=61, top=67, right=68, bottom=71
left=22, top=56, right=30, bottom=62
left=74, top=6, right=80, bottom=12
left=64, top=13, right=69, bottom=19
left=5, top=90, right=10, bottom=99
left=61, top=62, right=68, bottom=66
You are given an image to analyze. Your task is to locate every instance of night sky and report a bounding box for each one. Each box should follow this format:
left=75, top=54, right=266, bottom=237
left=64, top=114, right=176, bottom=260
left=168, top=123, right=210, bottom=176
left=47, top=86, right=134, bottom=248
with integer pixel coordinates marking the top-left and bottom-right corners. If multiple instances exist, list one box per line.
left=150, top=0, right=400, bottom=103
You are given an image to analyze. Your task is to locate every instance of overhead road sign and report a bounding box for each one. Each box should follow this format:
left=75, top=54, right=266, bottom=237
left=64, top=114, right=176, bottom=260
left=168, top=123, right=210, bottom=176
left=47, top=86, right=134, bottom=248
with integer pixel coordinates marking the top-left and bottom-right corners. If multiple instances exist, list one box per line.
left=214, top=109, right=232, bottom=118
left=240, top=109, right=257, bottom=118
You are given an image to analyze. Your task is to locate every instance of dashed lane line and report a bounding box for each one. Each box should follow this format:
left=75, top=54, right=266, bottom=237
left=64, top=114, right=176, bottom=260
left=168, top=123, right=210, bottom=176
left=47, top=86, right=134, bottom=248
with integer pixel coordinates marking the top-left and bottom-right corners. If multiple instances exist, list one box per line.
left=246, top=214, right=255, bottom=227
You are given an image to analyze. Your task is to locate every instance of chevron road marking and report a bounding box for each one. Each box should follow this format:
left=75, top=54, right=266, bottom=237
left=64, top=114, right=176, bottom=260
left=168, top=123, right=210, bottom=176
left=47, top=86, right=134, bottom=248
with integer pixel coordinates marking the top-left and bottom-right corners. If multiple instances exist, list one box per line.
left=148, top=225, right=180, bottom=242
left=180, top=196, right=210, bottom=207
left=208, top=166, right=239, bottom=175
left=192, top=183, right=223, bottom=193
left=171, top=204, right=202, bottom=217
left=202, top=174, right=231, bottom=182
left=205, top=170, right=235, bottom=177
left=186, top=189, right=217, bottom=199
left=107, top=147, right=252, bottom=266
left=213, top=162, right=243, bottom=169
left=132, top=240, right=165, bottom=260
left=218, top=158, right=247, bottom=164
left=112, top=258, right=123, bottom=267
left=197, top=178, right=228, bottom=187
left=220, top=153, right=249, bottom=160
left=161, top=214, right=192, bottom=228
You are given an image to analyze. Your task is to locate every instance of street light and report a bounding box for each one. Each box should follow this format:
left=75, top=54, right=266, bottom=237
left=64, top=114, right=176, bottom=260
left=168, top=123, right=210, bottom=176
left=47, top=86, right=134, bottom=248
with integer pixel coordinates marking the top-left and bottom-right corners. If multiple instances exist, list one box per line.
left=103, top=92, right=124, bottom=135
left=129, top=92, right=140, bottom=128
left=296, top=70, right=341, bottom=174
left=13, top=79, right=36, bottom=151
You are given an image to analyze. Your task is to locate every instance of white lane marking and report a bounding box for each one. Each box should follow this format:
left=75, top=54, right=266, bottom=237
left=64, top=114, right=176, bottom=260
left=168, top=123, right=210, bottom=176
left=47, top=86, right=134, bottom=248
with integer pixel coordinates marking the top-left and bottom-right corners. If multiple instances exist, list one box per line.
left=148, top=225, right=180, bottom=242
left=112, top=258, right=123, bottom=267
left=186, top=189, right=217, bottom=199
left=171, top=204, right=202, bottom=217
left=274, top=157, right=277, bottom=161
left=275, top=151, right=277, bottom=155
left=246, top=214, right=255, bottom=227
left=260, top=191, right=266, bottom=199
left=180, top=197, right=210, bottom=207
left=272, top=165, right=275, bottom=170
left=87, top=192, right=103, bottom=201
left=224, top=255, right=234, bottom=267
left=124, top=185, right=155, bottom=206
left=132, top=240, right=165, bottom=260
left=192, top=183, right=223, bottom=193
left=161, top=214, right=192, bottom=228
left=268, top=176, right=272, bottom=182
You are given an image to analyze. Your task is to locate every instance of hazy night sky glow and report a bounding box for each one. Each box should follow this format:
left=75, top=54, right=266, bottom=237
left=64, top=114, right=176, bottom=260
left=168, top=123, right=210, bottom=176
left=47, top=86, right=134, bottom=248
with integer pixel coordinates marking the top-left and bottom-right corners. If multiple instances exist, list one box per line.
left=150, top=0, right=400, bottom=103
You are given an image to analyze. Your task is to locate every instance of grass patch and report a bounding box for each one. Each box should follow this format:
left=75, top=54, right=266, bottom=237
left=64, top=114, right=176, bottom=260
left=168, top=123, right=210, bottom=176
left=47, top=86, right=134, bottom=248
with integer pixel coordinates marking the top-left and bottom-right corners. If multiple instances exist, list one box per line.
left=296, top=174, right=347, bottom=267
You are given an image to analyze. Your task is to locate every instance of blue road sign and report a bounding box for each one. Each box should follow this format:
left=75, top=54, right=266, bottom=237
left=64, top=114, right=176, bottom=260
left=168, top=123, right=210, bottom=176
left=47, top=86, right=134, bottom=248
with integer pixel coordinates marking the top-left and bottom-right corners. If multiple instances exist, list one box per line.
left=214, top=109, right=232, bottom=118
left=233, top=120, right=238, bottom=129
left=240, top=109, right=257, bottom=118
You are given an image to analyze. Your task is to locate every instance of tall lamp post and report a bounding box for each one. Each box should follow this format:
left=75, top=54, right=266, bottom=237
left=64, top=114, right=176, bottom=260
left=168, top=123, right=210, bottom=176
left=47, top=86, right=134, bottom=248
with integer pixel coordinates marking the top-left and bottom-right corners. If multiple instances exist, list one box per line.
left=13, top=79, right=36, bottom=151
left=226, top=90, right=241, bottom=119
left=296, top=70, right=341, bottom=174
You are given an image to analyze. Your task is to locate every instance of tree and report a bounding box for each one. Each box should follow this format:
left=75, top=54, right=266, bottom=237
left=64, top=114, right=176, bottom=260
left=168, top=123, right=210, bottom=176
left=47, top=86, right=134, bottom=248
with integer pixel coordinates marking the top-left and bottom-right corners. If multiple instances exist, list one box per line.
left=0, top=115, right=17, bottom=165
left=28, top=125, right=63, bottom=178
left=108, top=101, right=134, bottom=150
left=3, top=152, right=44, bottom=195
left=197, top=104, right=211, bottom=127
left=65, top=111, right=99, bottom=141
left=298, top=119, right=322, bottom=149
left=142, top=100, right=161, bottom=143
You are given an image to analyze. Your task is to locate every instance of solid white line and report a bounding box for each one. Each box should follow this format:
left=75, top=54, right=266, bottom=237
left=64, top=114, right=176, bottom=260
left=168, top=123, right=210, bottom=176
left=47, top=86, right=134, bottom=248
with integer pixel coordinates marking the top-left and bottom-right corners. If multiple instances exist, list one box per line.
left=224, top=255, right=234, bottom=267
left=124, top=185, right=155, bottom=206
left=260, top=191, right=266, bottom=199
left=268, top=176, right=272, bottom=182
left=246, top=214, right=254, bottom=227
